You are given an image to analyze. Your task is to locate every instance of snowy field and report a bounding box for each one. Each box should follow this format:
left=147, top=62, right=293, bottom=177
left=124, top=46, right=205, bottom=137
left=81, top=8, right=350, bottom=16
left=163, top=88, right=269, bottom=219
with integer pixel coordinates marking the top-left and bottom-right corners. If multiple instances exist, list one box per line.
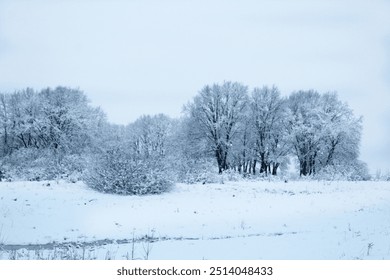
left=1, top=180, right=390, bottom=260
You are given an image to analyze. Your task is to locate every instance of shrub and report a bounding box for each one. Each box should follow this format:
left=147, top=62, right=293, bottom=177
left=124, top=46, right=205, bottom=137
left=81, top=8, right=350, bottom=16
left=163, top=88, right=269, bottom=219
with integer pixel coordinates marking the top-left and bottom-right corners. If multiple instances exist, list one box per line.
left=174, top=158, right=220, bottom=184
left=314, top=160, right=371, bottom=181
left=0, top=148, right=55, bottom=181
left=0, top=148, right=88, bottom=182
left=85, top=147, right=173, bottom=195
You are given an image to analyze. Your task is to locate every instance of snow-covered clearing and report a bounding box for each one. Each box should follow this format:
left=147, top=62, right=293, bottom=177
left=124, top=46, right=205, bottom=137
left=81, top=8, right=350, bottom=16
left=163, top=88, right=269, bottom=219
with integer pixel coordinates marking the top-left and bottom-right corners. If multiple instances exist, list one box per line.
left=1, top=180, right=390, bottom=259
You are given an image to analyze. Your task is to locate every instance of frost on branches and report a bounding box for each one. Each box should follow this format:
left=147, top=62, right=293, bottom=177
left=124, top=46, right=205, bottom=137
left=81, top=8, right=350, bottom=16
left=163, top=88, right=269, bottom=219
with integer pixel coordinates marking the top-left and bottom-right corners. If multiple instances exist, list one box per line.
left=0, top=82, right=372, bottom=196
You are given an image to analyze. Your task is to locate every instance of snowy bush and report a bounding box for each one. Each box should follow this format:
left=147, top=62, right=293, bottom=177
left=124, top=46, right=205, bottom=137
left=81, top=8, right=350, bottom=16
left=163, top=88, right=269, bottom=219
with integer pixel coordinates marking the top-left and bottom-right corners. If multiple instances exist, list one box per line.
left=174, top=159, right=220, bottom=184
left=221, top=169, right=245, bottom=182
left=0, top=148, right=54, bottom=181
left=85, top=147, right=173, bottom=195
left=55, top=154, right=88, bottom=182
left=314, top=161, right=371, bottom=181
left=0, top=148, right=88, bottom=182
left=374, top=169, right=390, bottom=181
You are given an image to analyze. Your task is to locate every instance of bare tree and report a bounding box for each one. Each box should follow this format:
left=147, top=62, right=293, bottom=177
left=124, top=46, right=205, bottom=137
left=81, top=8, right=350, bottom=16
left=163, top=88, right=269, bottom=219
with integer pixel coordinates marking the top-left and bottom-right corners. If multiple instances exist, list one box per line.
left=287, top=90, right=323, bottom=176
left=185, top=81, right=248, bottom=173
left=229, top=110, right=256, bottom=175
left=287, top=90, right=363, bottom=177
left=127, top=114, right=174, bottom=160
left=317, top=92, right=362, bottom=173
left=250, top=86, right=289, bottom=175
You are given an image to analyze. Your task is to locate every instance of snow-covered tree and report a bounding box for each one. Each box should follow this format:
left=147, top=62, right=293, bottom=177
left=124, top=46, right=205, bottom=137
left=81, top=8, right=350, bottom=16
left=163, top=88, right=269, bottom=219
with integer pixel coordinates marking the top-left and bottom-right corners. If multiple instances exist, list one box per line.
left=287, top=90, right=364, bottom=177
left=314, top=93, right=367, bottom=179
left=0, top=87, right=106, bottom=180
left=185, top=81, right=248, bottom=174
left=249, top=86, right=289, bottom=175
left=127, top=114, right=173, bottom=160
left=38, top=87, right=106, bottom=155
left=228, top=110, right=256, bottom=175
left=287, top=90, right=323, bottom=176
left=0, top=93, right=12, bottom=156
left=169, top=116, right=218, bottom=183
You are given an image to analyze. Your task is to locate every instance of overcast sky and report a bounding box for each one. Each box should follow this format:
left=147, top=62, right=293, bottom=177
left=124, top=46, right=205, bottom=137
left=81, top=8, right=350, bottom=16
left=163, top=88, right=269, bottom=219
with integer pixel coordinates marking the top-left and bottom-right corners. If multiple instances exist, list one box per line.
left=0, top=0, right=389, bottom=173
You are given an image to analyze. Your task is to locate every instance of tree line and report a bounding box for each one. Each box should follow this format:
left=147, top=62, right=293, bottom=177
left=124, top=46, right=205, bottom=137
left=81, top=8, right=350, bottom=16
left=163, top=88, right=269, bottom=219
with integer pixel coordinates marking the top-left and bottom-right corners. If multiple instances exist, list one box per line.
left=185, top=82, right=365, bottom=179
left=0, top=83, right=369, bottom=193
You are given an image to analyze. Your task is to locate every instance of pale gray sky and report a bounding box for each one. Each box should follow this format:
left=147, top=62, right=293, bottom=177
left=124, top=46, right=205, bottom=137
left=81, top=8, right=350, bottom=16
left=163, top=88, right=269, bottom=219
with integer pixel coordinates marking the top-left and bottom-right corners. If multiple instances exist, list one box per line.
left=0, top=0, right=389, bottom=173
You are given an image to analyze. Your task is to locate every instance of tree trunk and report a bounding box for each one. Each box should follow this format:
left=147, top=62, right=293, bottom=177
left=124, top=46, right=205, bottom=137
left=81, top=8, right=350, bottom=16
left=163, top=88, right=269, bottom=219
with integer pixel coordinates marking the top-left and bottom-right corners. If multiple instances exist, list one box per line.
left=272, top=163, right=279, bottom=175
left=259, top=152, right=266, bottom=174
left=300, top=160, right=308, bottom=176
left=252, top=159, right=257, bottom=175
left=215, top=146, right=224, bottom=174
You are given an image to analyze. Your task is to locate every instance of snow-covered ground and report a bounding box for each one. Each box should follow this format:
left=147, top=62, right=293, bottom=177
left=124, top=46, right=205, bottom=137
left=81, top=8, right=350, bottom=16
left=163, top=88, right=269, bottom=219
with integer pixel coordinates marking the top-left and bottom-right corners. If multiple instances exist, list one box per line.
left=1, top=180, right=390, bottom=259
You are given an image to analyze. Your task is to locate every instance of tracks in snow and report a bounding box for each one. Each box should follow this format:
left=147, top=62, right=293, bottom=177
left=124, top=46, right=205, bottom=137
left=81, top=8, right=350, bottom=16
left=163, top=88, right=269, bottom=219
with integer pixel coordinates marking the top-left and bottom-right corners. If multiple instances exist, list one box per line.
left=0, top=231, right=298, bottom=251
